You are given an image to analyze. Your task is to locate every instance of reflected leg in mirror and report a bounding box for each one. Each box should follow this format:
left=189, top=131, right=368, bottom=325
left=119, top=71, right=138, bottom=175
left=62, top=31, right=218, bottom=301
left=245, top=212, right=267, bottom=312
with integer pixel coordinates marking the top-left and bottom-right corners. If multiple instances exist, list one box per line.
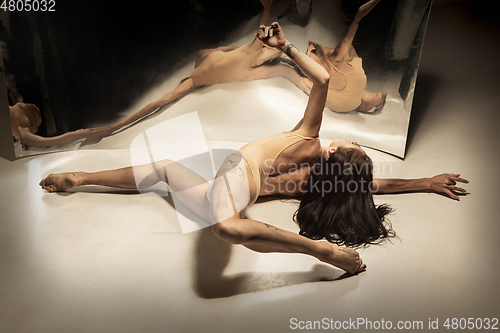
left=356, top=91, right=387, bottom=113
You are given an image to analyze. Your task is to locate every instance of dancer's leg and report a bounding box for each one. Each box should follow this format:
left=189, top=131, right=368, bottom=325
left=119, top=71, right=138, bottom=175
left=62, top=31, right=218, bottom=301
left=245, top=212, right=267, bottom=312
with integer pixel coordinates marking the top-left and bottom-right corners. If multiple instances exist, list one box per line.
left=40, top=158, right=212, bottom=221
left=208, top=158, right=366, bottom=275
left=112, top=77, right=197, bottom=133
left=18, top=124, right=117, bottom=149
left=20, top=78, right=197, bottom=149
left=283, top=70, right=313, bottom=93
left=249, top=63, right=310, bottom=86
left=212, top=216, right=365, bottom=274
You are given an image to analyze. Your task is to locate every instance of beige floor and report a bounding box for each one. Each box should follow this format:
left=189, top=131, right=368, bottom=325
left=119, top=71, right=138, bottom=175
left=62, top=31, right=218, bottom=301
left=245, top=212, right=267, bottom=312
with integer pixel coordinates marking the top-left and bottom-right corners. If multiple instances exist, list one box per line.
left=1, top=1, right=499, bottom=332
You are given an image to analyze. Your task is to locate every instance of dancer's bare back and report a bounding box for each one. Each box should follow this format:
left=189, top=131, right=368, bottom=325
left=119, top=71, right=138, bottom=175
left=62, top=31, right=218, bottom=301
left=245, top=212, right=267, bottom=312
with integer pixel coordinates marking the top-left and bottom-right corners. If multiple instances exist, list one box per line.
left=191, top=40, right=281, bottom=86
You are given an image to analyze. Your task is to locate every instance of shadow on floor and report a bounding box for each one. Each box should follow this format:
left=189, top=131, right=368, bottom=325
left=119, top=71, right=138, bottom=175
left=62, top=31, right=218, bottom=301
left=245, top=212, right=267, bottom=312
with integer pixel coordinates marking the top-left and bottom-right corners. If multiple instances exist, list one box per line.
left=192, top=224, right=354, bottom=299
left=160, top=192, right=359, bottom=298
left=62, top=180, right=358, bottom=299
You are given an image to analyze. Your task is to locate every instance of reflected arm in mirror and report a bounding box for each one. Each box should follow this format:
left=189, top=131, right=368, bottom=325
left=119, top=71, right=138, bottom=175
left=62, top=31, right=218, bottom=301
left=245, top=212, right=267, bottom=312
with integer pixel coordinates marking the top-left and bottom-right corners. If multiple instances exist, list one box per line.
left=259, top=0, right=273, bottom=27
left=330, top=0, right=381, bottom=63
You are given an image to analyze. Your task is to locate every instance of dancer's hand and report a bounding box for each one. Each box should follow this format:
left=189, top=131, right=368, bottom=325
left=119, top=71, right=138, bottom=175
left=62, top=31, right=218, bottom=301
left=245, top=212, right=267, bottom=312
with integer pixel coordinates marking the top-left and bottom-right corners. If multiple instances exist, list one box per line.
left=256, top=22, right=286, bottom=50
left=428, top=173, right=468, bottom=200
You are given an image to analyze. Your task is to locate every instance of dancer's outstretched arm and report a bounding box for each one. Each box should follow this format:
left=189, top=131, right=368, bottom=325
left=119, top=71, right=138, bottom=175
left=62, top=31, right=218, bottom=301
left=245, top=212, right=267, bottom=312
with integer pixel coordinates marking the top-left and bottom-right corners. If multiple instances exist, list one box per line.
left=256, top=22, right=329, bottom=137
left=373, top=173, right=469, bottom=200
left=331, top=0, right=381, bottom=62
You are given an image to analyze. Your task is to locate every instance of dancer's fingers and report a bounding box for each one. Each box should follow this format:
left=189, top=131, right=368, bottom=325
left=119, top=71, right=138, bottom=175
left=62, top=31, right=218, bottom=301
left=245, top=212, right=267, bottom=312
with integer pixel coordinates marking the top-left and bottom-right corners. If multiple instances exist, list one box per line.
left=444, top=188, right=459, bottom=200
left=449, top=186, right=466, bottom=193
left=451, top=174, right=469, bottom=184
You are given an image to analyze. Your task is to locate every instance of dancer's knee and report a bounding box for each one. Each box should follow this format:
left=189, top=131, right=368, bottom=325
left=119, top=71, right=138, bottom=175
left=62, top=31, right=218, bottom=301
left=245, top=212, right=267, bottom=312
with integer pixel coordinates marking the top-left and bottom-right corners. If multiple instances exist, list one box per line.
left=212, top=218, right=247, bottom=244
left=151, top=159, right=175, bottom=180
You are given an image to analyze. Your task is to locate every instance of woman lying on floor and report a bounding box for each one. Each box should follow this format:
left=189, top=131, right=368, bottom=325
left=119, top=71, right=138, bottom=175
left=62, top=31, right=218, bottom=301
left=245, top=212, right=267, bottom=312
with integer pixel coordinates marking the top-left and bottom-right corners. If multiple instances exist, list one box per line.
left=39, top=22, right=468, bottom=275
left=20, top=0, right=385, bottom=149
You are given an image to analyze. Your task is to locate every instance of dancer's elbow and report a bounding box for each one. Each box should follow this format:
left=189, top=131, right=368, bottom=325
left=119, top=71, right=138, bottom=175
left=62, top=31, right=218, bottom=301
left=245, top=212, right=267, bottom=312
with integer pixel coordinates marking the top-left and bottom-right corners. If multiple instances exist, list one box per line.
left=313, top=73, right=330, bottom=87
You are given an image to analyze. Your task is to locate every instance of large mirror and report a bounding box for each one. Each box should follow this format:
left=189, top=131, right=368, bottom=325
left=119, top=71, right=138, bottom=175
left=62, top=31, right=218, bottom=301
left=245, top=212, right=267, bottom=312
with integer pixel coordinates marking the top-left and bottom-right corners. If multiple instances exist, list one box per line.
left=0, top=0, right=431, bottom=158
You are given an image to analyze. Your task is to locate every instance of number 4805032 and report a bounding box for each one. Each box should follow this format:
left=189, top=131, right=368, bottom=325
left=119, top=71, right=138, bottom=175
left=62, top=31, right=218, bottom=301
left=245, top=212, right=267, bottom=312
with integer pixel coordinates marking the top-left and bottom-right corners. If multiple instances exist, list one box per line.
left=0, top=0, right=56, bottom=11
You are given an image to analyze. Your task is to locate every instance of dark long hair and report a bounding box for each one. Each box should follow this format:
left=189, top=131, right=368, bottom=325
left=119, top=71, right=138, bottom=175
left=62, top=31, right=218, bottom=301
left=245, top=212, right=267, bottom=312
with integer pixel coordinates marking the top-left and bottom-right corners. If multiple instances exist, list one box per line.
left=293, top=147, right=396, bottom=248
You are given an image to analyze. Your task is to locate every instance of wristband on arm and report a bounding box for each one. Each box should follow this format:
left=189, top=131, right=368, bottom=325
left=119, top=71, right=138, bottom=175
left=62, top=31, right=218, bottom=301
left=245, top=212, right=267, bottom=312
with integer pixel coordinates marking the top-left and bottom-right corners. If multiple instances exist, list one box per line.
left=285, top=43, right=296, bottom=59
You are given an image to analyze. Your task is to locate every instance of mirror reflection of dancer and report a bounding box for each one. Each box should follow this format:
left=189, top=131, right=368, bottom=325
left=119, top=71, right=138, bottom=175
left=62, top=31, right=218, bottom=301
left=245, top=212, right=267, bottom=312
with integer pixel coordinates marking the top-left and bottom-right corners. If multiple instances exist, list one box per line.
left=19, top=0, right=384, bottom=149
left=18, top=0, right=291, bottom=149
left=40, top=23, right=468, bottom=275
left=286, top=0, right=387, bottom=113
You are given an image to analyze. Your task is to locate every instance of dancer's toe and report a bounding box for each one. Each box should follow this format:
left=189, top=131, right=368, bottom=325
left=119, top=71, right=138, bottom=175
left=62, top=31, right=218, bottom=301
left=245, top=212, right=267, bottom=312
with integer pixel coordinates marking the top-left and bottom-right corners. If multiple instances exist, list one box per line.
left=39, top=172, right=81, bottom=192
left=319, top=242, right=367, bottom=275
left=357, top=259, right=367, bottom=272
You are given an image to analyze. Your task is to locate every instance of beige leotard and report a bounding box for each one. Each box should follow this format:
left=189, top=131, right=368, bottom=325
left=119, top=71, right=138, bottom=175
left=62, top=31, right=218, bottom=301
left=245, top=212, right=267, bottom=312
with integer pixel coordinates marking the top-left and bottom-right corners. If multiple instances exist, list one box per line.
left=237, top=131, right=319, bottom=204
left=326, top=57, right=367, bottom=112
left=206, top=131, right=318, bottom=214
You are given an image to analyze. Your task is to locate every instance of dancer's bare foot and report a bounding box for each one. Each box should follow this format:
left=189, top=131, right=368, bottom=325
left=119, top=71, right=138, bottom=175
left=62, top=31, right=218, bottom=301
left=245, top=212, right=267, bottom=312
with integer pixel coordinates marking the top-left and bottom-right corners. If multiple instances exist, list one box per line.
left=39, top=172, right=84, bottom=192
left=356, top=91, right=387, bottom=113
left=377, top=92, right=387, bottom=108
left=318, top=241, right=366, bottom=274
